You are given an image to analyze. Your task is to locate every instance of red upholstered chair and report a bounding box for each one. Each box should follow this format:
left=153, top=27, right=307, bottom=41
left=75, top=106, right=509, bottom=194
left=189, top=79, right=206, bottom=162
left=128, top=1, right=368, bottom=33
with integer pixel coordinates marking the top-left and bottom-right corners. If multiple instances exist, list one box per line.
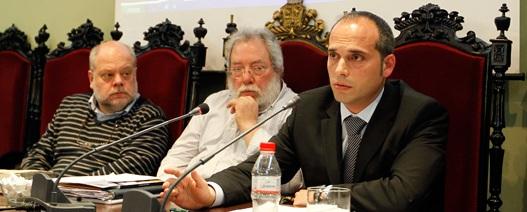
left=39, top=20, right=103, bottom=134
left=133, top=19, right=207, bottom=141
left=40, top=49, right=91, bottom=134
left=0, top=25, right=33, bottom=168
left=392, top=4, right=492, bottom=211
left=279, top=40, right=328, bottom=93
left=265, top=1, right=329, bottom=93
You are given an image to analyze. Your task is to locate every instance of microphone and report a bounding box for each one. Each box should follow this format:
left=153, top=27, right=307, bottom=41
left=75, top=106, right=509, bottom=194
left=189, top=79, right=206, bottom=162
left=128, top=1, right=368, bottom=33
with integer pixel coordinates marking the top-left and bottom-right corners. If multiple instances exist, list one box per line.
left=153, top=96, right=300, bottom=212
left=281, top=95, right=300, bottom=110
left=28, top=103, right=210, bottom=212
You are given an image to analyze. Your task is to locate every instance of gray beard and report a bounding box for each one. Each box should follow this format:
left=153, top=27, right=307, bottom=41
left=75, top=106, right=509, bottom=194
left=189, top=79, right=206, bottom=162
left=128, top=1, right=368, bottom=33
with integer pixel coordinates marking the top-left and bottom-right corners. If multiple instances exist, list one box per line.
left=227, top=74, right=282, bottom=111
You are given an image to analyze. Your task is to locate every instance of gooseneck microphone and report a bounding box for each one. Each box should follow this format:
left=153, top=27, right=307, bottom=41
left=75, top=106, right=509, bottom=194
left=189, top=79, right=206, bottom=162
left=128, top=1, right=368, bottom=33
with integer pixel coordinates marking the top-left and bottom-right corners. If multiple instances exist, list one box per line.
left=156, top=96, right=300, bottom=212
left=27, top=103, right=209, bottom=212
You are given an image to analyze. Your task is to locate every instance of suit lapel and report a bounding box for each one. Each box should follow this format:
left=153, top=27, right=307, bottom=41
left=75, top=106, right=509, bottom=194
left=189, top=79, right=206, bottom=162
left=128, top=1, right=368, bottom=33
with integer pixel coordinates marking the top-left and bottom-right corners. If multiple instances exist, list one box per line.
left=322, top=100, right=342, bottom=184
left=355, top=81, right=400, bottom=181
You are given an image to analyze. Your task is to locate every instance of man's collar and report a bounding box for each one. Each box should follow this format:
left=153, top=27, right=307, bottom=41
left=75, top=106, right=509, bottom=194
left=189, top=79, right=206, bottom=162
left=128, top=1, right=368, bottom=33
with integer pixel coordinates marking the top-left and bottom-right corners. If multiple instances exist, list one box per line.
left=340, top=87, right=384, bottom=123
left=88, top=93, right=141, bottom=122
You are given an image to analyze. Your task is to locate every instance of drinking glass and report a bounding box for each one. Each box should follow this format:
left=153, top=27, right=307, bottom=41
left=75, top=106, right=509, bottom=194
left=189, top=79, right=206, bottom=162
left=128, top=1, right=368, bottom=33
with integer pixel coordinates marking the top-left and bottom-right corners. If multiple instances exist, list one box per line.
left=306, top=186, right=350, bottom=212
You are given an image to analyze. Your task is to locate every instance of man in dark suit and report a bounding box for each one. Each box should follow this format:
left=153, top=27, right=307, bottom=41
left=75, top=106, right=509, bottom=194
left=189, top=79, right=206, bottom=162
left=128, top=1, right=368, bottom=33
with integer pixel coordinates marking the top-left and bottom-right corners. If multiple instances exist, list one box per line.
left=162, top=10, right=448, bottom=212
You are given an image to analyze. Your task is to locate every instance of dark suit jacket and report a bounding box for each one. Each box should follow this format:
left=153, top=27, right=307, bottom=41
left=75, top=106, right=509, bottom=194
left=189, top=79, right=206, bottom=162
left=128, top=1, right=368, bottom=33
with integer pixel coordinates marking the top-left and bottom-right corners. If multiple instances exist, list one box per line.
left=209, top=80, right=448, bottom=212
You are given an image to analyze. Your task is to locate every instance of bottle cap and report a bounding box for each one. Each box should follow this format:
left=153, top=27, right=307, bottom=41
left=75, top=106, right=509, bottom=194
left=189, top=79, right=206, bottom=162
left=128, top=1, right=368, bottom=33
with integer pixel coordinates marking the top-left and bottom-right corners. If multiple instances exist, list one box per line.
left=259, top=142, right=276, bottom=151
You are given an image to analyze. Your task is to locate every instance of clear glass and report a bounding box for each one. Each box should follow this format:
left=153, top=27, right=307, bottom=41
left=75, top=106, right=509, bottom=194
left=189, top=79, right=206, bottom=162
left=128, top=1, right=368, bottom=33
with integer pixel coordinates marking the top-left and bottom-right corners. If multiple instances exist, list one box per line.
left=251, top=151, right=281, bottom=212
left=307, top=186, right=351, bottom=212
left=0, top=173, right=33, bottom=207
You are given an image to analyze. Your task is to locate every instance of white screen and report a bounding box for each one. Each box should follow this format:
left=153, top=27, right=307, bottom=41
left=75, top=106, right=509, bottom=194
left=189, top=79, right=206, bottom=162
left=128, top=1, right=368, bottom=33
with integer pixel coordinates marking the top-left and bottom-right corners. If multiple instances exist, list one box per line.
left=115, top=0, right=520, bottom=72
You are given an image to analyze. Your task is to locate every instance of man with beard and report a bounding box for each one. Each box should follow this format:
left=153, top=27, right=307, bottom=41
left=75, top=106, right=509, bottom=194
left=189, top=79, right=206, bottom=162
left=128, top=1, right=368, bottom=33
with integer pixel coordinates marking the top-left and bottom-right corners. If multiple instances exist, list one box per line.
left=21, top=41, right=170, bottom=176
left=157, top=28, right=301, bottom=192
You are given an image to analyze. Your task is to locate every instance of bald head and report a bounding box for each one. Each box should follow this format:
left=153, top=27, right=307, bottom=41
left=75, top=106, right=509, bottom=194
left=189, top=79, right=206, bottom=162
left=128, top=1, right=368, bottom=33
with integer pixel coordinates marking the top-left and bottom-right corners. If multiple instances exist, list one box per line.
left=89, top=41, right=136, bottom=71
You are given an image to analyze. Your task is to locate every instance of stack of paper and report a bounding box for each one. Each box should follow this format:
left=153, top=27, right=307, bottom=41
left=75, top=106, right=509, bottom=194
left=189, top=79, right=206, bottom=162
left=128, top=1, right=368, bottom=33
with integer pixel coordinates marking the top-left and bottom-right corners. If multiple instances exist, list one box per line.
left=58, top=173, right=163, bottom=204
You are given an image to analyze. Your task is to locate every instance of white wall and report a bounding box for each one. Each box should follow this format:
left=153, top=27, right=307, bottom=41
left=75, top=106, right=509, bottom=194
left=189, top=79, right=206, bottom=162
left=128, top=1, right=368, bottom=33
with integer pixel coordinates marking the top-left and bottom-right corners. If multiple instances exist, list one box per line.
left=115, top=0, right=520, bottom=72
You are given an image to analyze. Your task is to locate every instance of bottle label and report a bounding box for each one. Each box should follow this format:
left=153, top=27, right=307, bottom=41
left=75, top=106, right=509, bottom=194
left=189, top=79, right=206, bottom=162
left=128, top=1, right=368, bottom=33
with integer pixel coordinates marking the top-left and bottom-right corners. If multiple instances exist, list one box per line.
left=252, top=176, right=280, bottom=195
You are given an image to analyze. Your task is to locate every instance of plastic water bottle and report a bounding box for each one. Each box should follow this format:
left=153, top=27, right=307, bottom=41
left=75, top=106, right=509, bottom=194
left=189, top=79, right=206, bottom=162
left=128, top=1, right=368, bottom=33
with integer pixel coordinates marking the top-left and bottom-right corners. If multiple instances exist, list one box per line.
left=251, top=142, right=281, bottom=212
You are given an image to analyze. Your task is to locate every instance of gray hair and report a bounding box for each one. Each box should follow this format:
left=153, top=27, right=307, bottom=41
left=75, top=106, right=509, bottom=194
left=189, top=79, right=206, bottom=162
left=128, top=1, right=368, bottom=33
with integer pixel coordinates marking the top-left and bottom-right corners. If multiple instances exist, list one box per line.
left=224, top=28, right=284, bottom=75
left=89, top=41, right=136, bottom=70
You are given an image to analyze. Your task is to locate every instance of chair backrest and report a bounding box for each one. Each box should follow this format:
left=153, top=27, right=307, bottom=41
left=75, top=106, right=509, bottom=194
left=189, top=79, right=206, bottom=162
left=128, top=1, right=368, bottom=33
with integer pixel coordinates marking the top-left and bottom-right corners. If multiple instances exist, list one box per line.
left=0, top=25, right=32, bottom=165
left=134, top=19, right=207, bottom=141
left=391, top=4, right=491, bottom=211
left=265, top=1, right=329, bottom=93
left=39, top=19, right=103, bottom=134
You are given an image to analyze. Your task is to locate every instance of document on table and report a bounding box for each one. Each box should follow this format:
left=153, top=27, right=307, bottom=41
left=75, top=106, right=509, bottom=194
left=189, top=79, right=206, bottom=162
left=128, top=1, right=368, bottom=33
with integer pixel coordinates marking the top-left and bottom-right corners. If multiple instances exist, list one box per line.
left=56, top=173, right=163, bottom=203
left=58, top=173, right=161, bottom=189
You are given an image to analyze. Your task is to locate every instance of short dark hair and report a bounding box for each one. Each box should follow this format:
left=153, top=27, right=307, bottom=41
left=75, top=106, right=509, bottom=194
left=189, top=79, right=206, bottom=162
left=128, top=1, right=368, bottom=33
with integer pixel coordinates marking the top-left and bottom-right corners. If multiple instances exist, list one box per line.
left=331, top=10, right=395, bottom=58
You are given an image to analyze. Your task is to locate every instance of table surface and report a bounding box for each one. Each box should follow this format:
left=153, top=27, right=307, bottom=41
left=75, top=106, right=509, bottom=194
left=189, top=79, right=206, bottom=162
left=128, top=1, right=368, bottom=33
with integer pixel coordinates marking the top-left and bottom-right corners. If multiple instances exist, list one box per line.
left=0, top=194, right=251, bottom=212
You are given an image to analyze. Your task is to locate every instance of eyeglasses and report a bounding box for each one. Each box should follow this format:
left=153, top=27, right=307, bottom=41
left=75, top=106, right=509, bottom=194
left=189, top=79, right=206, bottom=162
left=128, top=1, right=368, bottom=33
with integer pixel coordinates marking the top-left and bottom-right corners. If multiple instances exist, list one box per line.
left=227, top=65, right=269, bottom=77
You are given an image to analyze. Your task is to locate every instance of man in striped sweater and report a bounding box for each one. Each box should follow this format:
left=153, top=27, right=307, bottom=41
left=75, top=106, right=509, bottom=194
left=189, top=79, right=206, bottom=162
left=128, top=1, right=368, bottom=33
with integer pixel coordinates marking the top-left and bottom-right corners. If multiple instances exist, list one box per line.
left=21, top=41, right=170, bottom=176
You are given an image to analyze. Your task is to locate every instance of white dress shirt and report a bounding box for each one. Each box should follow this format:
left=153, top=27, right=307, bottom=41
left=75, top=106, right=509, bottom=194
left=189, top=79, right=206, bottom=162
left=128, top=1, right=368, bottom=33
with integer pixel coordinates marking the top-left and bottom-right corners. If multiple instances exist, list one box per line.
left=157, top=82, right=297, bottom=180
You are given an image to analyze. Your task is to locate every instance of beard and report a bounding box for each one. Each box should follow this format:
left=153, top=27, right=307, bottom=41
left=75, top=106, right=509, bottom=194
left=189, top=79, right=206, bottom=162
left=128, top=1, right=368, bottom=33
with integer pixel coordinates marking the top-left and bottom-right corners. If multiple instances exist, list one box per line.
left=228, top=73, right=282, bottom=111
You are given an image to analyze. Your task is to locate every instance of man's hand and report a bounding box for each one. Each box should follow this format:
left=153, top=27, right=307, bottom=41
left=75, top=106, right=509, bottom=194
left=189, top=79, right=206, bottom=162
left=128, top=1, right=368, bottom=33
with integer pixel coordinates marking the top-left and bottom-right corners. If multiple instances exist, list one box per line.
left=227, top=96, right=259, bottom=144
left=160, top=168, right=216, bottom=210
left=293, top=189, right=308, bottom=207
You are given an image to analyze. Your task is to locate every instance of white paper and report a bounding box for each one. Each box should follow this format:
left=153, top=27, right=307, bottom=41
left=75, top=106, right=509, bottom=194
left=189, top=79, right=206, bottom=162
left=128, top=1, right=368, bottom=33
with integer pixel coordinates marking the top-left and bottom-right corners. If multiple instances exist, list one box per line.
left=58, top=173, right=161, bottom=189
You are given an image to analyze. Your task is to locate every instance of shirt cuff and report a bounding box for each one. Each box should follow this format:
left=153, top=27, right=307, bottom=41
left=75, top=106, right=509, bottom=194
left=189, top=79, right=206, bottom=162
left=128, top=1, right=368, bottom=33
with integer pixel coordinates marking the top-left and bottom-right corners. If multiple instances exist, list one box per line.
left=207, top=181, right=224, bottom=207
left=246, top=129, right=272, bottom=155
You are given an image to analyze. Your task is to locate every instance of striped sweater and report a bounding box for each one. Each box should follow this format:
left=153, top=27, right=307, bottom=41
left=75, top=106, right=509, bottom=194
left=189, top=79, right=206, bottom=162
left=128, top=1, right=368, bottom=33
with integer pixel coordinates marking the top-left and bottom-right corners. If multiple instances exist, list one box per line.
left=21, top=93, right=170, bottom=176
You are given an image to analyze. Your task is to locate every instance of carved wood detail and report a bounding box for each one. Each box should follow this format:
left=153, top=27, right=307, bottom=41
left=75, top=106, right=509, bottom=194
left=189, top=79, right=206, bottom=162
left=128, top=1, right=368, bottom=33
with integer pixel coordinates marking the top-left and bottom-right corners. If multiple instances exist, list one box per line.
left=487, top=4, right=522, bottom=212
left=133, top=18, right=208, bottom=110
left=0, top=24, right=32, bottom=57
left=111, top=22, right=123, bottom=41
left=48, top=19, right=104, bottom=58
left=133, top=19, right=190, bottom=56
left=394, top=3, right=488, bottom=53
left=25, top=25, right=50, bottom=148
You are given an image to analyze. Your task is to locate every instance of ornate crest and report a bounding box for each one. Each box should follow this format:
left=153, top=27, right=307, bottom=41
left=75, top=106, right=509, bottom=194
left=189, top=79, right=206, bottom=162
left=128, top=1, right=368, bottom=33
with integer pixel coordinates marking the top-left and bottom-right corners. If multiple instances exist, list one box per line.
left=265, top=0, right=328, bottom=49
left=49, top=19, right=104, bottom=58
left=0, top=24, right=32, bottom=57
left=134, top=19, right=190, bottom=56
left=393, top=3, right=488, bottom=53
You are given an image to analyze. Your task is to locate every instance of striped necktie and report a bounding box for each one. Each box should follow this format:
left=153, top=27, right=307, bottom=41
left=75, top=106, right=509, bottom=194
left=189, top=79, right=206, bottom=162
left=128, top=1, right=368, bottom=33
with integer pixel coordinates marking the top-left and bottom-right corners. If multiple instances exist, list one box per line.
left=342, top=116, right=367, bottom=183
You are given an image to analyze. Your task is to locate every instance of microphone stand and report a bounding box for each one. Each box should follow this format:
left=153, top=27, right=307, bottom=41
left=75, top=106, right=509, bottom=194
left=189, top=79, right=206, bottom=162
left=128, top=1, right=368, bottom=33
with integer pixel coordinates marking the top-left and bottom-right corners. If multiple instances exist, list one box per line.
left=121, top=96, right=299, bottom=212
left=26, top=105, right=207, bottom=212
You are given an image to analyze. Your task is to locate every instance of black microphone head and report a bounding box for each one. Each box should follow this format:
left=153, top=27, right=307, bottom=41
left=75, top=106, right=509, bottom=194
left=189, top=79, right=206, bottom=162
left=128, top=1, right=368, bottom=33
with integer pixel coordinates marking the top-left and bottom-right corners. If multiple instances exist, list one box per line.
left=198, top=103, right=209, bottom=115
